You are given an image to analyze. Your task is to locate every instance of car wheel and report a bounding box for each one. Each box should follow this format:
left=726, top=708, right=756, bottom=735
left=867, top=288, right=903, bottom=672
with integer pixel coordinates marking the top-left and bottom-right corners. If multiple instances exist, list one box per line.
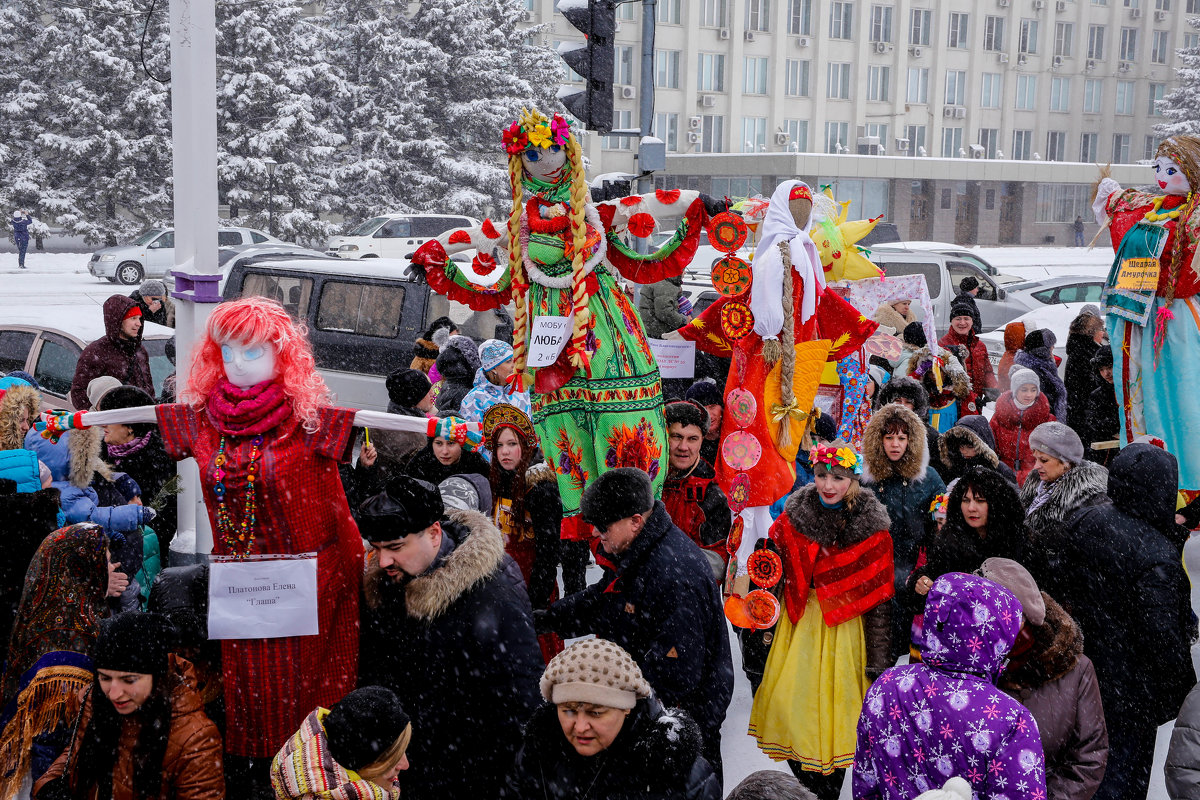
left=361, top=254, right=380, bottom=258
left=116, top=261, right=144, bottom=286
left=106, top=276, right=118, bottom=283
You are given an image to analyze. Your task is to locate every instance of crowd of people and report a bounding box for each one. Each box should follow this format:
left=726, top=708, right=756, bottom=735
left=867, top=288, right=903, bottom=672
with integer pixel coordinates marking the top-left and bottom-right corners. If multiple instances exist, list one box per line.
left=0, top=285, right=1196, bottom=800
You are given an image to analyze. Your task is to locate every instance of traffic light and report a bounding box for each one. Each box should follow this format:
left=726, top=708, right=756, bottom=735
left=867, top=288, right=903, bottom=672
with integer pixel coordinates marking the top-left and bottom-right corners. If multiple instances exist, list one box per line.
left=557, top=0, right=616, bottom=134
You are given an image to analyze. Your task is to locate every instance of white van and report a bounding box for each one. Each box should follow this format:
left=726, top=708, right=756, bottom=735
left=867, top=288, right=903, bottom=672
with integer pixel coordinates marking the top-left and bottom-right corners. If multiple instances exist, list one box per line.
left=325, top=213, right=480, bottom=259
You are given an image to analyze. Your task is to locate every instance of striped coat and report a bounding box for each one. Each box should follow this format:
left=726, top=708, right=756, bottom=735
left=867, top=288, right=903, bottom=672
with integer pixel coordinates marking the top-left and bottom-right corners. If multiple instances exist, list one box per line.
left=271, top=709, right=398, bottom=800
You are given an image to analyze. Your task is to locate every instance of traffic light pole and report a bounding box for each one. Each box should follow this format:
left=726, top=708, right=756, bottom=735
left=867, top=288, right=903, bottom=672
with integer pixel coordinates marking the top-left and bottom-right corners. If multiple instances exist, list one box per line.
left=637, top=0, right=656, bottom=196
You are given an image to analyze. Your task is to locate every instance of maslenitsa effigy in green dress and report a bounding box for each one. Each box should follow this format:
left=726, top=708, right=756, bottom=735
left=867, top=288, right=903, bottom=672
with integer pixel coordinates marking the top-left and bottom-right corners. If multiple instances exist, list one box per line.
left=410, top=108, right=712, bottom=538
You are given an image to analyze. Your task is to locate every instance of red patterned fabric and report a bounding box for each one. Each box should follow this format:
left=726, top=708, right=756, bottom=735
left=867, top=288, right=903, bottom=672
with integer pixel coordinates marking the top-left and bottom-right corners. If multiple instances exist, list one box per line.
left=769, top=511, right=894, bottom=626
left=156, top=403, right=362, bottom=758
left=818, top=287, right=879, bottom=361
left=1107, top=191, right=1200, bottom=298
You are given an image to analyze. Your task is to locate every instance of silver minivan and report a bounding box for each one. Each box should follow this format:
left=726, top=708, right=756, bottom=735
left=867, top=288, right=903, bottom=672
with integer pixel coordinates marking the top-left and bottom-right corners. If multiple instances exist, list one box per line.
left=88, top=227, right=278, bottom=285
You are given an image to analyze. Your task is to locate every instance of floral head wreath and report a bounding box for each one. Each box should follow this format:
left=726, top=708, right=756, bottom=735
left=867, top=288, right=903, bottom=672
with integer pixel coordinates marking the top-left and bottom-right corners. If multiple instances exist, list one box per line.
left=929, top=493, right=949, bottom=520
left=502, top=108, right=573, bottom=156
left=482, top=402, right=536, bottom=448
left=809, top=444, right=863, bottom=476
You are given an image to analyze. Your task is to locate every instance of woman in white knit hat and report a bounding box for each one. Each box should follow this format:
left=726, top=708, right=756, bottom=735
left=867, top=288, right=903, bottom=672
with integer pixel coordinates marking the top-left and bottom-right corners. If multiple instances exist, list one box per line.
left=504, top=638, right=720, bottom=799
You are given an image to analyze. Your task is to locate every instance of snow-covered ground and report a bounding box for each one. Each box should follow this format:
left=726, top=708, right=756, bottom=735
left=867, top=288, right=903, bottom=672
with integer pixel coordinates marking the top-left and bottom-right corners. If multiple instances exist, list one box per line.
left=0, top=247, right=1189, bottom=798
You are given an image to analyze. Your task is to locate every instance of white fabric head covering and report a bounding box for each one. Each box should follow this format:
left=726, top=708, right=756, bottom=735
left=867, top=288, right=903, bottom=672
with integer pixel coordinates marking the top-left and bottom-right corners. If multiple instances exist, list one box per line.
left=749, top=180, right=826, bottom=337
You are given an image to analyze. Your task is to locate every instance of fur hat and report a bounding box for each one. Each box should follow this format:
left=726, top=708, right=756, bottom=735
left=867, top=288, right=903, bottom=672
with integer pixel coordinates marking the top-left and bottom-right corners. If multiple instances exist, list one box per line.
left=539, top=638, right=651, bottom=710
left=978, top=557, right=1046, bottom=626
left=1092, top=346, right=1114, bottom=370
left=812, top=410, right=838, bottom=443
left=324, top=686, right=411, bottom=772
left=439, top=474, right=492, bottom=513
left=1028, top=421, right=1084, bottom=466
left=385, top=368, right=431, bottom=409
left=683, top=378, right=722, bottom=408
left=93, top=612, right=178, bottom=676
left=902, top=321, right=927, bottom=347
left=423, top=316, right=455, bottom=343
left=444, top=335, right=482, bottom=372
left=580, top=468, right=654, bottom=529
left=665, top=400, right=709, bottom=435
left=86, top=376, right=122, bottom=409
left=1023, top=328, right=1055, bottom=353
left=878, top=376, right=930, bottom=417
left=138, top=279, right=167, bottom=298
left=959, top=276, right=980, bottom=294
left=357, top=476, right=444, bottom=541
left=478, top=339, right=514, bottom=373
left=412, top=337, right=440, bottom=362
left=949, top=297, right=976, bottom=321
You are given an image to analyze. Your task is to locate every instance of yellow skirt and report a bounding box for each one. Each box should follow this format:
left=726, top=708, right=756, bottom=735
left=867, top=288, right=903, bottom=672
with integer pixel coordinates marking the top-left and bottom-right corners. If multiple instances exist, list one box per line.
left=747, top=589, right=867, bottom=773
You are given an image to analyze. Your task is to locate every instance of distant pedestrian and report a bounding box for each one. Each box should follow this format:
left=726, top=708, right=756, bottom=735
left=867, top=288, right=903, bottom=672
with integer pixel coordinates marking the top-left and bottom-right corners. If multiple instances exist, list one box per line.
left=11, top=210, right=30, bottom=269
left=1074, top=215, right=1085, bottom=247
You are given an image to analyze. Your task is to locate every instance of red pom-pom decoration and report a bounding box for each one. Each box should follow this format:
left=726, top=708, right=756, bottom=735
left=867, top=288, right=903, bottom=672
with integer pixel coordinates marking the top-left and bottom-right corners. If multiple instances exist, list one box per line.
left=655, top=188, right=682, bottom=204
left=746, top=549, right=783, bottom=589
left=627, top=212, right=656, bottom=238
left=619, top=196, right=641, bottom=207
left=448, top=230, right=472, bottom=245
left=469, top=252, right=498, bottom=277
left=481, top=219, right=502, bottom=239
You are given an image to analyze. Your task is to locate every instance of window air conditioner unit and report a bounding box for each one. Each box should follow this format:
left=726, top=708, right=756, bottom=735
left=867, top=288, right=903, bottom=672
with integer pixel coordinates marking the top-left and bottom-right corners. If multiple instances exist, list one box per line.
left=520, top=9, right=533, bottom=22
left=1053, top=55, right=1064, bottom=66
left=943, top=106, right=956, bottom=117
left=954, top=107, right=967, bottom=118
left=1119, top=61, right=1132, bottom=71
left=1033, top=0, right=1046, bottom=10
left=910, top=46, right=923, bottom=57
left=1086, top=58, right=1097, bottom=70
left=774, top=132, right=790, bottom=145
left=998, top=52, right=1010, bottom=63
left=744, top=30, right=756, bottom=41
left=719, top=28, right=731, bottom=39
left=896, top=137, right=911, bottom=151
left=998, top=0, right=1010, bottom=6
left=688, top=116, right=703, bottom=130
left=1056, top=0, right=1066, bottom=11
left=700, top=94, right=718, bottom=107
left=687, top=132, right=701, bottom=144
left=1156, top=10, right=1168, bottom=20
left=1130, top=8, right=1142, bottom=18
left=796, top=36, right=811, bottom=47
left=1018, top=53, right=1028, bottom=64
left=621, top=85, right=636, bottom=99
left=875, top=41, right=889, bottom=53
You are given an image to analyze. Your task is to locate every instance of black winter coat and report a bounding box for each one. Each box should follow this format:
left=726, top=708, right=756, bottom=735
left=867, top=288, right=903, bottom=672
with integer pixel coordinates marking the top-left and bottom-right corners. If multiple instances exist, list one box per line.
left=102, top=431, right=178, bottom=549
left=504, top=699, right=721, bottom=800
left=937, top=415, right=1019, bottom=487
left=434, top=346, right=478, bottom=414
left=1046, top=445, right=1195, bottom=725
left=359, top=509, right=544, bottom=800
left=1064, top=332, right=1100, bottom=439
left=1084, top=383, right=1119, bottom=456
left=543, top=502, right=734, bottom=763
left=401, top=439, right=489, bottom=485
left=0, top=481, right=60, bottom=650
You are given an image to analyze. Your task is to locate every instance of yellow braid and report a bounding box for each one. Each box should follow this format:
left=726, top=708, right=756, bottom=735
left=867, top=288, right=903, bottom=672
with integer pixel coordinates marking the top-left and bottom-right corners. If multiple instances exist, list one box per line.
left=507, top=156, right=530, bottom=380
left=566, top=136, right=592, bottom=371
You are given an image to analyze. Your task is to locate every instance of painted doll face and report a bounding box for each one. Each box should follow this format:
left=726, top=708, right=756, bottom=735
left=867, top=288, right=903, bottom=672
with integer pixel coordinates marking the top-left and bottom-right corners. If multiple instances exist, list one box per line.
left=220, top=339, right=279, bottom=388
left=1155, top=156, right=1191, bottom=195
left=522, top=145, right=567, bottom=182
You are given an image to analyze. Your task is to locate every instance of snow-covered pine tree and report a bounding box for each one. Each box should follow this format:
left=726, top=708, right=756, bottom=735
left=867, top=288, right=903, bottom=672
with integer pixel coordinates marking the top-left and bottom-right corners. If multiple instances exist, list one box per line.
left=217, top=0, right=347, bottom=245
left=1156, top=17, right=1200, bottom=138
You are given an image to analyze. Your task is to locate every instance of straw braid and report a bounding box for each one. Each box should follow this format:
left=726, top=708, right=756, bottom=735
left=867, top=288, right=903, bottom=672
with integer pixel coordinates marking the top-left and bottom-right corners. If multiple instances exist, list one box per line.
left=507, top=156, right=530, bottom=381
left=565, top=136, right=592, bottom=372
left=777, top=240, right=797, bottom=452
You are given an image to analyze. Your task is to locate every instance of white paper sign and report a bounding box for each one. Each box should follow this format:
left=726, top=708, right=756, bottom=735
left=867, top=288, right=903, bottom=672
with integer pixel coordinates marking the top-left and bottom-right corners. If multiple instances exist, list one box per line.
left=527, top=315, right=572, bottom=367
left=208, top=553, right=318, bottom=640
left=648, top=338, right=696, bottom=378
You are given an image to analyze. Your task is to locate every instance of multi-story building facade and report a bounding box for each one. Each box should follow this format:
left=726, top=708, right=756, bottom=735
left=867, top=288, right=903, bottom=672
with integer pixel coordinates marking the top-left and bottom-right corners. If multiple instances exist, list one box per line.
left=528, top=0, right=1193, bottom=245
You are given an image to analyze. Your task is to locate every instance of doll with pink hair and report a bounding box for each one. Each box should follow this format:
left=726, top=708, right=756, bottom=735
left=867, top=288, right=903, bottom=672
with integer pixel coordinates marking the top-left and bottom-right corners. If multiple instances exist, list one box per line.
left=39, top=296, right=470, bottom=767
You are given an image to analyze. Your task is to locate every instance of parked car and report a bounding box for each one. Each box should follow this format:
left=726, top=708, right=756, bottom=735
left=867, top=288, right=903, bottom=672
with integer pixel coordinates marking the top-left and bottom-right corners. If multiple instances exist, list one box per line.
left=325, top=214, right=480, bottom=259
left=978, top=302, right=1092, bottom=379
left=223, top=255, right=512, bottom=411
left=0, top=312, right=174, bottom=410
left=1003, top=275, right=1105, bottom=306
left=872, top=241, right=1024, bottom=286
left=88, top=227, right=280, bottom=286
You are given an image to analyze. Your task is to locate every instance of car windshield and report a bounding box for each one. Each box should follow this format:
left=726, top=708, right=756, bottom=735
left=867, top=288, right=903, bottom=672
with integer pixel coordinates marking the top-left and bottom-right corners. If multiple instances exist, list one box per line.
left=130, top=229, right=164, bottom=246
left=346, top=217, right=387, bottom=237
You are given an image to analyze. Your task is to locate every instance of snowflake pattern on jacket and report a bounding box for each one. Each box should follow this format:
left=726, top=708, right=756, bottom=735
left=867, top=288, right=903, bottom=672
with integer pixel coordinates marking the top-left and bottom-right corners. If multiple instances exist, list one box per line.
left=853, top=572, right=1047, bottom=800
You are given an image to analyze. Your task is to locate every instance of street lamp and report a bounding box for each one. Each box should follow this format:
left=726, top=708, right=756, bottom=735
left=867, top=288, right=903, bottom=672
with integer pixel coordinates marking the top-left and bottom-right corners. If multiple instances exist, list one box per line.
left=264, top=157, right=278, bottom=237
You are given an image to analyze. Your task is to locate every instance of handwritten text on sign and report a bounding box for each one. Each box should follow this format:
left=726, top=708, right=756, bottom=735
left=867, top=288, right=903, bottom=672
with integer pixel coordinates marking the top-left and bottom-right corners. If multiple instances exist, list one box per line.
left=528, top=315, right=572, bottom=367
left=1116, top=257, right=1161, bottom=292
left=208, top=554, right=318, bottom=640
left=648, top=338, right=696, bottom=378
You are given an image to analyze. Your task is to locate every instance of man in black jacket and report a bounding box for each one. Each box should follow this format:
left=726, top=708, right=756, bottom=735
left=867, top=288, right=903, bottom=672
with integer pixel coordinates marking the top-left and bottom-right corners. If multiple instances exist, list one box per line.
left=358, top=476, right=544, bottom=800
left=540, top=467, right=734, bottom=780
left=1045, top=444, right=1196, bottom=800
left=662, top=400, right=732, bottom=580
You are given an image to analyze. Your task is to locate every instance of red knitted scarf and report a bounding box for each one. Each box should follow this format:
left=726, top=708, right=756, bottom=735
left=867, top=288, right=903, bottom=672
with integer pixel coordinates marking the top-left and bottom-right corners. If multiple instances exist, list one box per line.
left=206, top=379, right=292, bottom=436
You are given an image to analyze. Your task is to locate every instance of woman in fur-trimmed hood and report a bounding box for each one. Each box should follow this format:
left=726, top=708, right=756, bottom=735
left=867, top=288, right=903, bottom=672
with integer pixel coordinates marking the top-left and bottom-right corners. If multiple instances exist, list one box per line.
left=937, top=415, right=1019, bottom=486
left=900, top=346, right=973, bottom=433
left=872, top=297, right=918, bottom=337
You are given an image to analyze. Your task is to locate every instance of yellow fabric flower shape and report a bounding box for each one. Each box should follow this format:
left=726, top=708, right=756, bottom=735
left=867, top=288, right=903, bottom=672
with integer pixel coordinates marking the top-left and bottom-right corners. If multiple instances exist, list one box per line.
left=836, top=447, right=857, bottom=468
left=527, top=122, right=553, bottom=148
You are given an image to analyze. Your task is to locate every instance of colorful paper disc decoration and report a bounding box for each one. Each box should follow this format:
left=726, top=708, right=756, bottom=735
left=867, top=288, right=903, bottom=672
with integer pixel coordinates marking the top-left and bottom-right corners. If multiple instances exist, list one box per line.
left=745, top=590, right=781, bottom=629
left=726, top=388, right=757, bottom=429
left=728, top=474, right=751, bottom=512
left=746, top=549, right=783, bottom=589
left=728, top=516, right=744, bottom=551
left=711, top=257, right=753, bottom=297
left=720, top=300, right=755, bottom=341
left=722, top=431, right=763, bottom=470
left=708, top=211, right=749, bottom=254
left=864, top=331, right=903, bottom=361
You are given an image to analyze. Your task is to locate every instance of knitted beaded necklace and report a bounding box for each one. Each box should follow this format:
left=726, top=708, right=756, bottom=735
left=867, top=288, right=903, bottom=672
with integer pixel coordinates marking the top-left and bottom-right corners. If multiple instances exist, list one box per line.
left=213, top=433, right=264, bottom=557
left=1143, top=194, right=1189, bottom=223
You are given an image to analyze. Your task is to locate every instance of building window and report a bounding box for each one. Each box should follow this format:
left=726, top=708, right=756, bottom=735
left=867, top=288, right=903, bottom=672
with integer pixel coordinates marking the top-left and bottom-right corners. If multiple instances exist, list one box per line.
left=948, top=12, right=968, bottom=48
left=783, top=119, right=810, bottom=151
left=910, top=8, right=931, bottom=46
left=603, top=110, right=634, bottom=149
left=743, top=57, right=769, bottom=93
left=831, top=2, right=854, bottom=39
left=941, top=188, right=953, bottom=209
left=869, top=4, right=893, bottom=42
left=945, top=69, right=966, bottom=105
left=1145, top=134, right=1159, bottom=160
left=1113, top=133, right=1132, bottom=163
left=789, top=0, right=812, bottom=35
left=1088, top=25, right=1106, bottom=59
left=655, top=50, right=680, bottom=89
left=711, top=177, right=764, bottom=197
left=1035, top=184, right=1092, bottom=222
left=984, top=16, right=1005, bottom=51
left=1190, top=0, right=1200, bottom=11
left=1013, top=129, right=1034, bottom=160
left=1050, top=77, right=1071, bottom=112
left=1186, top=32, right=1199, bottom=49
left=1055, top=22, right=1074, bottom=57
left=698, top=53, right=726, bottom=91
left=1152, top=30, right=1170, bottom=63
left=742, top=117, right=767, bottom=152
left=1020, top=19, right=1039, bottom=54
left=904, top=124, right=926, bottom=156
left=942, top=127, right=964, bottom=158
left=699, top=0, right=727, bottom=27
left=1116, top=80, right=1134, bottom=113
left=784, top=59, right=811, bottom=96
left=867, top=65, right=891, bottom=101
left=864, top=123, right=888, bottom=151
left=1149, top=82, right=1165, bottom=115
left=1047, top=130, right=1067, bottom=161
left=979, top=128, right=1000, bottom=159
left=980, top=72, right=1002, bottom=108
left=1124, top=0, right=1140, bottom=6
left=657, top=0, right=682, bottom=24
left=1016, top=74, right=1037, bottom=110
left=616, top=1, right=635, bottom=20
left=614, top=46, right=634, bottom=85
left=1157, top=0, right=1171, bottom=7
left=906, top=66, right=929, bottom=103
left=1120, top=27, right=1137, bottom=61
left=828, top=62, right=852, bottom=99
left=746, top=0, right=771, bottom=32
left=1083, top=79, right=1103, bottom=112
left=1081, top=132, right=1099, bottom=162
left=654, top=112, right=679, bottom=151
left=825, top=120, right=850, bottom=153
left=700, top=115, right=725, bottom=153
